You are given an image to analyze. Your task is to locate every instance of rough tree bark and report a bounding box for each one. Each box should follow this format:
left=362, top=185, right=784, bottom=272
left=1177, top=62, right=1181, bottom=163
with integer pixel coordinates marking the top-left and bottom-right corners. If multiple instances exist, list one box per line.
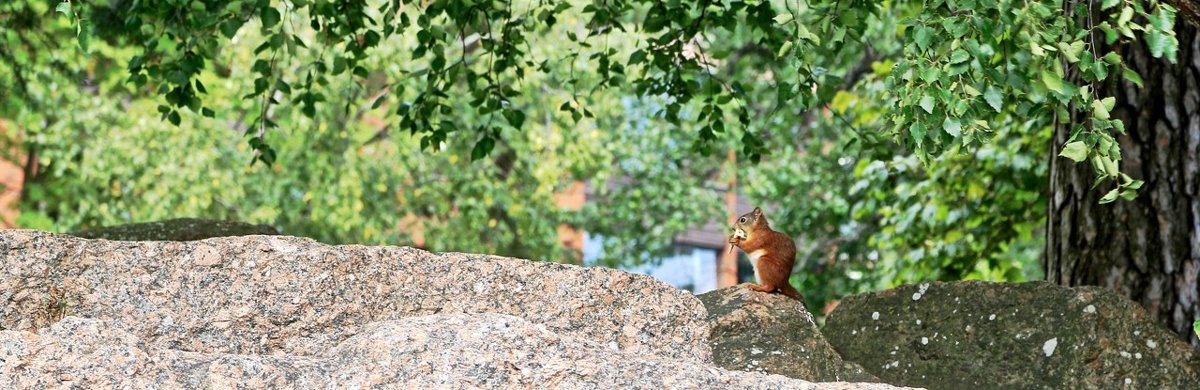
left=1046, top=9, right=1200, bottom=347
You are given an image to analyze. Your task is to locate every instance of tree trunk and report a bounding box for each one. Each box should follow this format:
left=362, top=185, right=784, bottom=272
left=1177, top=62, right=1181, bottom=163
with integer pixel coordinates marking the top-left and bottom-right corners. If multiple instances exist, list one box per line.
left=1046, top=15, right=1200, bottom=347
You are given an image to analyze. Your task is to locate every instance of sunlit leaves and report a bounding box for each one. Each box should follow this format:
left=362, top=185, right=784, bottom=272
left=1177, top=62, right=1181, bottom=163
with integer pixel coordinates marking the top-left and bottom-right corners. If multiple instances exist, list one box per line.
left=983, top=87, right=1003, bottom=112
left=942, top=117, right=962, bottom=137
left=914, top=26, right=934, bottom=51
left=885, top=0, right=1179, bottom=203
left=1058, top=141, right=1088, bottom=162
left=16, top=0, right=1187, bottom=201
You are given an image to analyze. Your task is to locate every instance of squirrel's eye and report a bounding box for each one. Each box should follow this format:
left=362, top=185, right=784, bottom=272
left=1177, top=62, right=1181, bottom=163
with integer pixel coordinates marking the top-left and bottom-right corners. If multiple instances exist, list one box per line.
left=739, top=217, right=746, bottom=223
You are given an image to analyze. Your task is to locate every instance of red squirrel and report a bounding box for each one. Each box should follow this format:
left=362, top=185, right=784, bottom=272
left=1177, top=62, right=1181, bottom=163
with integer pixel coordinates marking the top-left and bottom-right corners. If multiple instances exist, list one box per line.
left=727, top=207, right=805, bottom=302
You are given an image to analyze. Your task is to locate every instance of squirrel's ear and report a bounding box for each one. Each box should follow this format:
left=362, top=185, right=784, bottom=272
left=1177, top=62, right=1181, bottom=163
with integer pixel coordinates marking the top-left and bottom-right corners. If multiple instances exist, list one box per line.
left=752, top=207, right=763, bottom=216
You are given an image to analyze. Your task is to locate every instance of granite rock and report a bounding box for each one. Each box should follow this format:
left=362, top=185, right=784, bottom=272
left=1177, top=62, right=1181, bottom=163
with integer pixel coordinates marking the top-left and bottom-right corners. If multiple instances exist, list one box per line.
left=0, top=314, right=916, bottom=389
left=824, top=281, right=1200, bottom=389
left=0, top=230, right=708, bottom=361
left=700, top=285, right=879, bottom=382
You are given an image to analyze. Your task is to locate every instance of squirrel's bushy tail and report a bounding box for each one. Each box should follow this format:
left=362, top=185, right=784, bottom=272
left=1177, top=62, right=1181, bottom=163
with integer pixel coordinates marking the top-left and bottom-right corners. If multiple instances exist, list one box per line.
left=778, top=283, right=806, bottom=305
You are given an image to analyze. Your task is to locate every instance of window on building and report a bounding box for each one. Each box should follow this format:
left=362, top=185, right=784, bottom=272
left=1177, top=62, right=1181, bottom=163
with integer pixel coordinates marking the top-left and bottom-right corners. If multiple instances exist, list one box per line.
left=582, top=233, right=721, bottom=294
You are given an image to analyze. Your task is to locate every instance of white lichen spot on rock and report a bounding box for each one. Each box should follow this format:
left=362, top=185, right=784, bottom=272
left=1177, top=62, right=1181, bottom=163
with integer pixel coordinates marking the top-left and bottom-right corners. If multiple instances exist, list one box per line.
left=872, top=311, right=880, bottom=320
left=1043, top=338, right=1058, bottom=357
left=921, top=337, right=928, bottom=345
left=750, top=348, right=762, bottom=355
left=916, top=319, right=921, bottom=325
left=1120, top=351, right=1131, bottom=358
left=1125, top=378, right=1132, bottom=385
left=913, top=283, right=930, bottom=301
left=1146, top=339, right=1157, bottom=349
left=1084, top=304, right=1096, bottom=314
left=1135, top=352, right=1142, bottom=359
left=989, top=314, right=996, bottom=321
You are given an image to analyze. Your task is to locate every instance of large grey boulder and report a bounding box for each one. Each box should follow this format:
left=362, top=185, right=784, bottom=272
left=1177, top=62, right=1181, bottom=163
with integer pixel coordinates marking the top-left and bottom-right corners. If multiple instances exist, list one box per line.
left=0, top=314, right=912, bottom=389
left=824, top=281, right=1200, bottom=389
left=69, top=218, right=280, bottom=241
left=700, top=285, right=879, bottom=382
left=0, top=230, right=708, bottom=361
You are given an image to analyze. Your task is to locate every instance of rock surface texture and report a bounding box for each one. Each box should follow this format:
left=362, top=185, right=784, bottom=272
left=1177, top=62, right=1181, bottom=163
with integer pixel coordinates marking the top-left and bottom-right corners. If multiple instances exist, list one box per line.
left=824, top=281, right=1200, bottom=389
left=0, top=230, right=707, bottom=360
left=700, top=285, right=879, bottom=382
left=0, top=230, right=911, bottom=389
left=0, top=314, right=909, bottom=389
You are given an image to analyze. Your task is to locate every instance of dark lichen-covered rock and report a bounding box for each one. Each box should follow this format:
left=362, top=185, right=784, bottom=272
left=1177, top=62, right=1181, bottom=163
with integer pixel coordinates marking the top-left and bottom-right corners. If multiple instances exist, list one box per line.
left=699, top=285, right=879, bottom=382
left=825, top=281, right=1200, bottom=389
left=0, top=230, right=709, bottom=361
left=0, top=315, right=913, bottom=389
left=69, top=218, right=279, bottom=241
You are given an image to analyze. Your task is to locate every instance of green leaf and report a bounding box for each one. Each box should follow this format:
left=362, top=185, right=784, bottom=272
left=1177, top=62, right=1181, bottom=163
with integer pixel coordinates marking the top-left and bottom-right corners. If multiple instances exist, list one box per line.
left=1193, top=320, right=1199, bottom=339
left=910, top=122, right=927, bottom=145
left=504, top=109, right=526, bottom=129
left=628, top=50, right=647, bottom=64
left=1101, top=0, right=1120, bottom=10
left=260, top=7, right=281, bottom=29
left=1102, top=52, right=1121, bottom=64
left=55, top=1, right=71, bottom=16
left=471, top=136, right=495, bottom=161
left=1091, top=99, right=1111, bottom=120
left=1099, top=23, right=1119, bottom=44
left=1154, top=6, right=1177, bottom=31
left=1057, top=41, right=1085, bottom=63
left=1118, top=7, right=1134, bottom=26
left=773, top=13, right=794, bottom=25
left=962, top=84, right=981, bottom=97
left=777, top=41, right=793, bottom=58
left=1041, top=70, right=1067, bottom=95
left=949, top=49, right=970, bottom=64
left=919, top=95, right=936, bottom=113
left=77, top=19, right=91, bottom=53
left=1097, top=155, right=1119, bottom=177
left=942, top=117, right=962, bottom=137
left=984, top=87, right=1002, bottom=112
left=371, top=93, right=388, bottom=109
left=914, top=27, right=933, bottom=51
left=1099, top=188, right=1120, bottom=204
left=1145, top=30, right=1178, bottom=62
left=796, top=24, right=820, bottom=44
left=1059, top=141, right=1089, bottom=162
left=1101, top=96, right=1116, bottom=112
left=1122, top=67, right=1144, bottom=87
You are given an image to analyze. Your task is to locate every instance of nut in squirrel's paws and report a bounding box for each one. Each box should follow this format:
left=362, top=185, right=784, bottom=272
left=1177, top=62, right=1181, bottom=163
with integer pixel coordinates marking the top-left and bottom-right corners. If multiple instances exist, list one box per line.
left=727, top=227, right=747, bottom=253
left=730, top=227, right=747, bottom=241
